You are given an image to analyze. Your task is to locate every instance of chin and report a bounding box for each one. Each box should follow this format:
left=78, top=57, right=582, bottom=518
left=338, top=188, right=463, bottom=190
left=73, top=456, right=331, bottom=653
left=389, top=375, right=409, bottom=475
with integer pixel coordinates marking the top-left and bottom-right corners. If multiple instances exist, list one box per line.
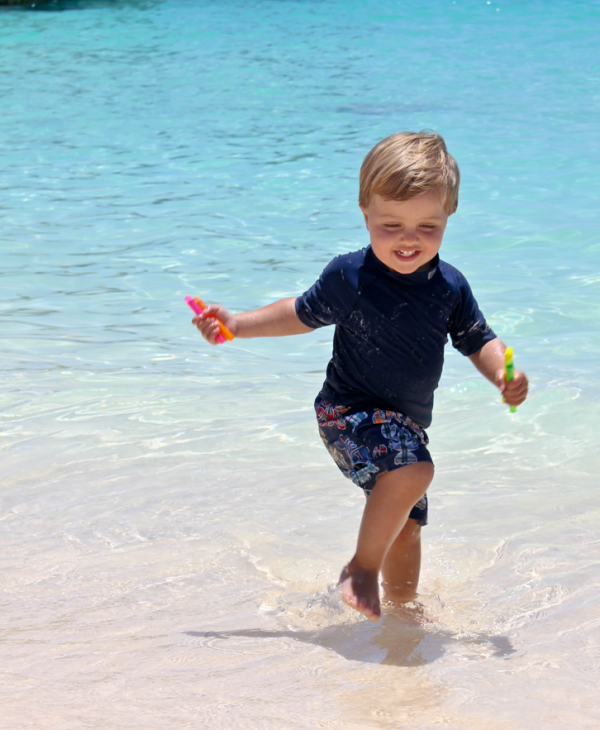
left=392, top=261, right=420, bottom=274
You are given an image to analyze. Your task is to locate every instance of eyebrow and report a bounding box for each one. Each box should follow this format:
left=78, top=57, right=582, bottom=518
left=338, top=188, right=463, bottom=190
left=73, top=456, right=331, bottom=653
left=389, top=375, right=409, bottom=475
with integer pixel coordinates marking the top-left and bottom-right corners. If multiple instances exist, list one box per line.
left=380, top=215, right=445, bottom=221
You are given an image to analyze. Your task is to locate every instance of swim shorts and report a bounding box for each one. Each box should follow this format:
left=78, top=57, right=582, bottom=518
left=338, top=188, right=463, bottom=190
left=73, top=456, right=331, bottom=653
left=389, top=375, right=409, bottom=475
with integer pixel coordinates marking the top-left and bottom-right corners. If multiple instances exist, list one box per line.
left=315, top=397, right=432, bottom=526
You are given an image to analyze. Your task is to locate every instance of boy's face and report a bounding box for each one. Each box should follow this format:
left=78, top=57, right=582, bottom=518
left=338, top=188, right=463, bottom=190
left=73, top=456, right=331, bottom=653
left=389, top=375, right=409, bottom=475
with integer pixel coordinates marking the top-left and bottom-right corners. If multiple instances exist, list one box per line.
left=360, top=190, right=449, bottom=275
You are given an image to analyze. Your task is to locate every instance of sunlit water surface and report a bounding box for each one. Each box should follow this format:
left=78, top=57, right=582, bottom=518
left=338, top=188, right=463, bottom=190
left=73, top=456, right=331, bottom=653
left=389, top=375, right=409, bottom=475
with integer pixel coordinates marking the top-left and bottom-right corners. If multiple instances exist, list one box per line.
left=1, top=0, right=600, bottom=728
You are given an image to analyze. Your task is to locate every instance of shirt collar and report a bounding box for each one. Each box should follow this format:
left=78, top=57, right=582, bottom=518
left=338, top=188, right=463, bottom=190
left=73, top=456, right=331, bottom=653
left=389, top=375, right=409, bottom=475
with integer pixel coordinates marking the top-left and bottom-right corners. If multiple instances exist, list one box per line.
left=368, top=246, right=440, bottom=286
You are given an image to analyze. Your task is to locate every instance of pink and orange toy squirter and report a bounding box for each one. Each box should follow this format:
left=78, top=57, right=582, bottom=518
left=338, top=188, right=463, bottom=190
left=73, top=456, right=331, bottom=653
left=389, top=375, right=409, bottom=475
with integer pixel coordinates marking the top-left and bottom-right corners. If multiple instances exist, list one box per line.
left=185, top=296, right=235, bottom=344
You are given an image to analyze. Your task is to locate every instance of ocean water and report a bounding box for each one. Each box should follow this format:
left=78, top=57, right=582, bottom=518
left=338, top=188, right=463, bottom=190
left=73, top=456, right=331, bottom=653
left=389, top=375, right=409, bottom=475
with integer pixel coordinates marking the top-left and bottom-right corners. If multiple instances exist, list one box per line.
left=1, top=0, right=600, bottom=727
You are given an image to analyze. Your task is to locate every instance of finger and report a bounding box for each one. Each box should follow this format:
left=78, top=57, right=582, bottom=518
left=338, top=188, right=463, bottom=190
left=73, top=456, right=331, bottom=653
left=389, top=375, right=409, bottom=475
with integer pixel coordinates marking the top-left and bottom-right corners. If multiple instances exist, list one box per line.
left=203, top=304, right=225, bottom=320
left=192, top=314, right=215, bottom=329
left=504, top=385, right=528, bottom=406
left=195, top=318, right=221, bottom=344
left=507, top=378, right=528, bottom=397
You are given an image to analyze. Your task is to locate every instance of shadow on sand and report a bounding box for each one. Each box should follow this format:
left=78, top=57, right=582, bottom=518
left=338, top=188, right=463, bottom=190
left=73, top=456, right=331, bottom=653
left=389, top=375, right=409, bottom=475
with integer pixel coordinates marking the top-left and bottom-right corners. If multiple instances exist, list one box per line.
left=186, top=609, right=515, bottom=668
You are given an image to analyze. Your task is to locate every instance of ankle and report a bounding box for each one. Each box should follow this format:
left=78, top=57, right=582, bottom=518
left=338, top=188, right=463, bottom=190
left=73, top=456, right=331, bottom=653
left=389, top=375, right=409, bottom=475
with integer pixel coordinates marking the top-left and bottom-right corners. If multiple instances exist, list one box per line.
left=347, top=555, right=379, bottom=577
left=381, top=580, right=417, bottom=603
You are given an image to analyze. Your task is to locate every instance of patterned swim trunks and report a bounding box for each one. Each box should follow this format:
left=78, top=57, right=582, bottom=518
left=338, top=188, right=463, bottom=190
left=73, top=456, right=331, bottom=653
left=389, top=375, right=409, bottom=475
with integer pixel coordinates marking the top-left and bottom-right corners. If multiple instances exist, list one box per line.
left=315, top=397, right=432, bottom=525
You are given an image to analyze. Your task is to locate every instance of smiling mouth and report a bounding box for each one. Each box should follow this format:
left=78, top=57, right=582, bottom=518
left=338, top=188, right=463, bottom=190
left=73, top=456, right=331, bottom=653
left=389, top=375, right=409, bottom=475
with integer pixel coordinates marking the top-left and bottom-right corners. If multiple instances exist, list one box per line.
left=394, top=249, right=420, bottom=260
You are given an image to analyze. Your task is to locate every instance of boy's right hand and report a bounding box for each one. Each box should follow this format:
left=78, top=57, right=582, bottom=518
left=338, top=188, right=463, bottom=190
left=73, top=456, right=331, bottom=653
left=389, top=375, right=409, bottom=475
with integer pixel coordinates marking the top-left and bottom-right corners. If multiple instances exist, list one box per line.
left=193, top=304, right=237, bottom=345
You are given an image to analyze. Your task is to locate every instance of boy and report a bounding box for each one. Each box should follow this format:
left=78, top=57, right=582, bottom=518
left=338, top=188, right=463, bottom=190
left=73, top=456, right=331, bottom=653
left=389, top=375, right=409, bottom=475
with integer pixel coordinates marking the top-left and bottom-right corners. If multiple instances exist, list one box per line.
left=193, top=131, right=528, bottom=622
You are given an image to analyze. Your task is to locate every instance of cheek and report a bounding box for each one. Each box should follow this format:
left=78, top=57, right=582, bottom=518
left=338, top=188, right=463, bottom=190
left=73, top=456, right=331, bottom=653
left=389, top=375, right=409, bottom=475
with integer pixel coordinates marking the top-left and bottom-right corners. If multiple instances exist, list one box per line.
left=426, top=232, right=444, bottom=247
left=375, top=228, right=398, bottom=241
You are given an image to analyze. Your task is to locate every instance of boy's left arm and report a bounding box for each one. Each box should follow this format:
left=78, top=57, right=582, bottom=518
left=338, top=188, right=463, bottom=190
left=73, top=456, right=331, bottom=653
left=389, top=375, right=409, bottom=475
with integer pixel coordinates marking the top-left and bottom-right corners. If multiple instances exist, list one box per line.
left=468, top=339, right=528, bottom=407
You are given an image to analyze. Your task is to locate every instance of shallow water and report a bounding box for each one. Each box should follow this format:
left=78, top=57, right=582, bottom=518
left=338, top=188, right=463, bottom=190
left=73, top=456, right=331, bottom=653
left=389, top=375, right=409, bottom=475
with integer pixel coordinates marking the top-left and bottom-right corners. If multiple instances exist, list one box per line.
left=1, top=0, right=600, bottom=727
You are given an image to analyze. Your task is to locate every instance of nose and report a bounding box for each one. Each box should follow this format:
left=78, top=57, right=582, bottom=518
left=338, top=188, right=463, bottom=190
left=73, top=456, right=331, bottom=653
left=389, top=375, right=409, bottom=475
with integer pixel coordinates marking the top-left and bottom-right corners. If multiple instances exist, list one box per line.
left=400, top=228, right=418, bottom=243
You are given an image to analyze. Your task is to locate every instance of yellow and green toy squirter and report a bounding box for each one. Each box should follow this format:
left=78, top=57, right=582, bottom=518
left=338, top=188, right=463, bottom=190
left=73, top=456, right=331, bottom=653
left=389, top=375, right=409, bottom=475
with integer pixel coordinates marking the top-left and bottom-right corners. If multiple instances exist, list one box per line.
left=504, top=347, right=517, bottom=413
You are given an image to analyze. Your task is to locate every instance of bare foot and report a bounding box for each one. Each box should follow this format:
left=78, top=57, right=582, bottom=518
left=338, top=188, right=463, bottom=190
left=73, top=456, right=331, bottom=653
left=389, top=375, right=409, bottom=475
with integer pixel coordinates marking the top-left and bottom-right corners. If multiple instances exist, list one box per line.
left=338, top=560, right=381, bottom=622
left=381, top=598, right=434, bottom=625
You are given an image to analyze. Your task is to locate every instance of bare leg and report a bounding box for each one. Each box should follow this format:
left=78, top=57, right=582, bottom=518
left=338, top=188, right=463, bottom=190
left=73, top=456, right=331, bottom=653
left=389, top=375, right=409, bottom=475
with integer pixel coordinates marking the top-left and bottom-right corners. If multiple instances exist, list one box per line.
left=381, top=518, right=421, bottom=603
left=339, top=462, right=434, bottom=622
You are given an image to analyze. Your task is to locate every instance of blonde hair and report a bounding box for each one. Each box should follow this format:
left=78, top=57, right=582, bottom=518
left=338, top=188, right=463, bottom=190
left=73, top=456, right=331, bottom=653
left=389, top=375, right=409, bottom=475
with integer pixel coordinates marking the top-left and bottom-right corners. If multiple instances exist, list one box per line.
left=358, top=131, right=460, bottom=214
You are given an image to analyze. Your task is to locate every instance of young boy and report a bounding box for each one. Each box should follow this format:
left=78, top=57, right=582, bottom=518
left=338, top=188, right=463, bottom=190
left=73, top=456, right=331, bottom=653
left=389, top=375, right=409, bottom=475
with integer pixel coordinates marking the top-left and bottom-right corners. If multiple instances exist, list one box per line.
left=193, top=131, right=528, bottom=622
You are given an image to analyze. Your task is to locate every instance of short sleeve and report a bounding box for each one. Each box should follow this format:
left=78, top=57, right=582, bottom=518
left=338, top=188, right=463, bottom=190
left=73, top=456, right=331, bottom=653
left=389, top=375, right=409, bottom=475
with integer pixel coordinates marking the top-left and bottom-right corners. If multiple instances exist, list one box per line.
left=295, top=254, right=358, bottom=329
left=448, top=275, right=496, bottom=356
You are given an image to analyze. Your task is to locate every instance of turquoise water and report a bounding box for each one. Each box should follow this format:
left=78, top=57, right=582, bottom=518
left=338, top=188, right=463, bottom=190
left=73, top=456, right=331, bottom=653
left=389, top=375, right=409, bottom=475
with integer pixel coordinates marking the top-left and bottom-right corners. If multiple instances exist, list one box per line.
left=2, top=1, right=600, bottom=727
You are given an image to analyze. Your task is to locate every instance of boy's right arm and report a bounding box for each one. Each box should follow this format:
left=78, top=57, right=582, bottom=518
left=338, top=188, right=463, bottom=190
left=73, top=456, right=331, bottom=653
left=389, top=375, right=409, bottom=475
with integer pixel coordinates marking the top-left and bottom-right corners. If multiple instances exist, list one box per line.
left=193, top=296, right=314, bottom=345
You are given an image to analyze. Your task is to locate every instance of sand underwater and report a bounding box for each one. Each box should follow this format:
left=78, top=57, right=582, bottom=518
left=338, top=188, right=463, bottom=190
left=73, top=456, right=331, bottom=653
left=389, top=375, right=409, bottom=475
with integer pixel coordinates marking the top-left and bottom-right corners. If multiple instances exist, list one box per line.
left=1, top=0, right=600, bottom=728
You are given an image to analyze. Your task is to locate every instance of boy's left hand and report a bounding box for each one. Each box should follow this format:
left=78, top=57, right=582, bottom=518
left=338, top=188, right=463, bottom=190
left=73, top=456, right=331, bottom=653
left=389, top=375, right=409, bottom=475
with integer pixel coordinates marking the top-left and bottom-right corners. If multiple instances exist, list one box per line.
left=494, top=368, right=528, bottom=407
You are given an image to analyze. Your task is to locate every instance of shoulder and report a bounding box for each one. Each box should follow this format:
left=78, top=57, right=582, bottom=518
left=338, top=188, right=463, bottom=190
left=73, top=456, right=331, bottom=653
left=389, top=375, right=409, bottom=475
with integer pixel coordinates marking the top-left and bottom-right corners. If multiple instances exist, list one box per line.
left=309, top=247, right=379, bottom=301
left=435, top=259, right=480, bottom=300
left=437, top=259, right=471, bottom=289
left=319, top=247, right=371, bottom=289
left=296, top=248, right=372, bottom=328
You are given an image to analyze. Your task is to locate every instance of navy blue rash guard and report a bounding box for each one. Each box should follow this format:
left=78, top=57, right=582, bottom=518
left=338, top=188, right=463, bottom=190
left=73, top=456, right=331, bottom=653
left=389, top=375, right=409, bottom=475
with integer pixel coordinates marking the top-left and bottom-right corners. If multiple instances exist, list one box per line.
left=295, top=246, right=496, bottom=429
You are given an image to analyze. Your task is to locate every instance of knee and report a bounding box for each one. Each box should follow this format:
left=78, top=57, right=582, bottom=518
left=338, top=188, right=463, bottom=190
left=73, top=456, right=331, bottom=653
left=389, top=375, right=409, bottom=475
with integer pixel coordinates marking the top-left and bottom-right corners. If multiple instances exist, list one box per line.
left=394, top=520, right=421, bottom=547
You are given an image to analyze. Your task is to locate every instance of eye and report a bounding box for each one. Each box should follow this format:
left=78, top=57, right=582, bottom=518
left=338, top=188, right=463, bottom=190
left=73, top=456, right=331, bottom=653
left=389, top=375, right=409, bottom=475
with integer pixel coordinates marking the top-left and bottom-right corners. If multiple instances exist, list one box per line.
left=420, top=224, right=436, bottom=231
